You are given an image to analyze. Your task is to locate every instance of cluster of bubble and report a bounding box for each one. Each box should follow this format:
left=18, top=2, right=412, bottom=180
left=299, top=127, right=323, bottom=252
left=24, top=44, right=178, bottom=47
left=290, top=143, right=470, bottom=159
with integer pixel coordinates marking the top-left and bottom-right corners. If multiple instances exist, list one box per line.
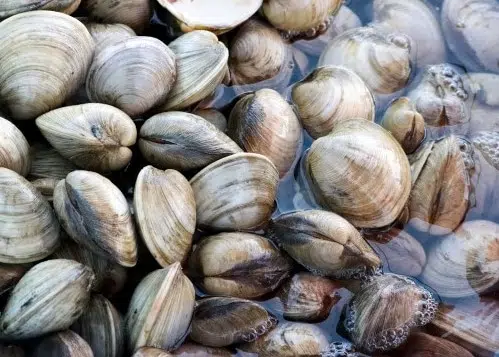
left=332, top=264, right=383, bottom=282
left=363, top=325, right=411, bottom=353
left=321, top=341, right=360, bottom=357
left=414, top=288, right=439, bottom=326
left=239, top=315, right=278, bottom=343
left=472, top=131, right=499, bottom=170
left=428, top=64, right=468, bottom=100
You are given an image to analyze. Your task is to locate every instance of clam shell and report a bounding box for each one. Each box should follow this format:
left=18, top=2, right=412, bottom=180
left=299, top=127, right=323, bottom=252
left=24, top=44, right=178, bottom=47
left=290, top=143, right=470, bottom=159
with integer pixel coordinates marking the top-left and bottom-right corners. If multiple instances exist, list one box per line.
left=28, top=143, right=78, bottom=181
left=192, top=109, right=227, bottom=132
left=31, top=178, right=60, bottom=202
left=321, top=342, right=360, bottom=357
left=133, top=348, right=173, bottom=357
left=0, top=344, right=24, bottom=357
left=466, top=73, right=499, bottom=134
left=83, top=22, right=136, bottom=48
left=0, top=0, right=80, bottom=20
left=173, top=343, right=232, bottom=356
left=83, top=0, right=151, bottom=33
left=400, top=332, right=473, bottom=357
left=32, top=330, right=94, bottom=357
left=0, top=264, right=27, bottom=296
left=0, top=117, right=31, bottom=176
left=472, top=131, right=499, bottom=170
left=0, top=259, right=94, bottom=339
left=53, top=170, right=137, bottom=267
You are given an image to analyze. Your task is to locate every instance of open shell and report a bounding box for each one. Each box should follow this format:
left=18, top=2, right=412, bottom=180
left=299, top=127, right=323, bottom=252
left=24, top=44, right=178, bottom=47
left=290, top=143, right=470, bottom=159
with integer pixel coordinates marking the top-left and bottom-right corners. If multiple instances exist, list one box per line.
left=83, top=0, right=151, bottom=33
left=0, top=0, right=80, bottom=20
left=0, top=117, right=31, bottom=176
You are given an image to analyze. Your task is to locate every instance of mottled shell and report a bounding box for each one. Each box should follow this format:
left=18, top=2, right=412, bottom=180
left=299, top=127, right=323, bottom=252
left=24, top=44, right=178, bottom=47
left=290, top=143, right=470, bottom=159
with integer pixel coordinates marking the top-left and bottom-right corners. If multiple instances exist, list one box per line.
left=190, top=153, right=279, bottom=231
left=0, top=168, right=60, bottom=263
left=126, top=263, right=195, bottom=352
left=228, top=89, right=302, bottom=177
left=53, top=171, right=137, bottom=267
left=306, top=119, right=411, bottom=228
left=190, top=297, right=277, bottom=347
left=0, top=259, right=94, bottom=339
left=32, top=330, right=94, bottom=357
left=86, top=37, right=176, bottom=117
left=139, top=112, right=241, bottom=171
left=36, top=104, right=137, bottom=172
left=173, top=343, right=232, bottom=356
left=318, top=26, right=412, bottom=94
left=71, top=295, right=124, bottom=357
left=83, top=0, right=151, bottom=33
left=134, top=166, right=196, bottom=266
left=270, top=210, right=381, bottom=279
left=28, top=143, right=78, bottom=181
left=291, top=65, right=375, bottom=139
left=159, top=31, right=228, bottom=111
left=0, top=264, right=27, bottom=296
left=0, top=0, right=80, bottom=20
left=133, top=347, right=173, bottom=357
left=0, top=11, right=95, bottom=120
left=192, top=109, right=227, bottom=132
left=400, top=332, right=474, bottom=357
left=0, top=117, right=31, bottom=176
left=472, top=131, right=499, bottom=170
left=188, top=233, right=293, bottom=298
left=83, top=22, right=136, bottom=47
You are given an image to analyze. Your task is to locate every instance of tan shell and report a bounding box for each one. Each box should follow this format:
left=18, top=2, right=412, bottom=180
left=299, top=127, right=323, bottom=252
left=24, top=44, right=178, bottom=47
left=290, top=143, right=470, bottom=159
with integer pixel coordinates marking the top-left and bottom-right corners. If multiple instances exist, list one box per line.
left=134, top=166, right=195, bottom=266
left=32, top=330, right=94, bottom=357
left=318, top=26, right=412, bottom=94
left=0, top=168, right=60, bottom=264
left=159, top=31, right=228, bottom=111
left=400, top=332, right=474, bottom=357
left=0, top=117, right=31, bottom=176
left=36, top=104, right=137, bottom=172
left=28, top=143, right=78, bottom=181
left=125, top=263, right=195, bottom=352
left=173, top=343, right=232, bottom=356
left=228, top=89, right=302, bottom=177
left=0, top=11, right=95, bottom=120
left=53, top=171, right=137, bottom=267
left=139, top=112, right=241, bottom=171
left=0, top=0, right=80, bottom=20
left=133, top=348, right=173, bottom=357
left=291, top=65, right=375, bottom=139
left=306, top=119, right=411, bottom=228
left=270, top=210, right=381, bottom=279
left=83, top=22, right=136, bottom=48
left=87, top=37, right=176, bottom=117
left=192, top=109, right=227, bottom=132
left=0, top=344, right=24, bottom=357
left=188, top=233, right=292, bottom=299
left=190, top=153, right=279, bottom=231
left=0, top=264, right=27, bottom=296
left=83, top=0, right=151, bottom=33
left=380, top=97, right=425, bottom=154
left=0, top=259, right=95, bottom=339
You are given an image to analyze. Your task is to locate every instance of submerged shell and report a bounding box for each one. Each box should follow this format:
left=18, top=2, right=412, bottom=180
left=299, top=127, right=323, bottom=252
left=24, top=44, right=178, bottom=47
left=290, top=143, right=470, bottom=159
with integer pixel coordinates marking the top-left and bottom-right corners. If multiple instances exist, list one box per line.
left=0, top=117, right=31, bottom=176
left=0, top=0, right=80, bottom=20
left=472, top=131, right=499, bottom=170
left=191, top=109, right=227, bottom=132
left=83, top=0, right=151, bottom=33
left=400, top=332, right=474, bottom=357
left=32, top=330, right=94, bottom=357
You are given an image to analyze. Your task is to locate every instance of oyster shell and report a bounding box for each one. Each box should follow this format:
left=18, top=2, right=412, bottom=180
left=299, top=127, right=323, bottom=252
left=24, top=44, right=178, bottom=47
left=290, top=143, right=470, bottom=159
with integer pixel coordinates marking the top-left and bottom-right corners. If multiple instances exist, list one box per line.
left=400, top=332, right=473, bottom=357
left=83, top=0, right=151, bottom=33
left=0, top=0, right=80, bottom=19
left=191, top=109, right=227, bottom=132
left=0, top=117, right=31, bottom=176
left=32, top=330, right=94, bottom=357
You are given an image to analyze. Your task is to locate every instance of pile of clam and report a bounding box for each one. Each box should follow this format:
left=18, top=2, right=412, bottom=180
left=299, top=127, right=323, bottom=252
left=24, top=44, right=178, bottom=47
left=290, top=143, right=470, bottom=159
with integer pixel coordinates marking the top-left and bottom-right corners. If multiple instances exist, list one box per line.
left=0, top=0, right=499, bottom=356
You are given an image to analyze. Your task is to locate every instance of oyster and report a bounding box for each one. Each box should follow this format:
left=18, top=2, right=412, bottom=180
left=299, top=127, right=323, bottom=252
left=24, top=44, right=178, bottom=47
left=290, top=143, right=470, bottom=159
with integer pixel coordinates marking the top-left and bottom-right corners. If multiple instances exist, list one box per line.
left=0, top=0, right=80, bottom=19
left=0, top=117, right=31, bottom=176
left=32, top=330, right=94, bottom=357
left=192, top=109, right=227, bottom=132
left=400, top=332, right=473, bottom=357
left=83, top=0, right=151, bottom=33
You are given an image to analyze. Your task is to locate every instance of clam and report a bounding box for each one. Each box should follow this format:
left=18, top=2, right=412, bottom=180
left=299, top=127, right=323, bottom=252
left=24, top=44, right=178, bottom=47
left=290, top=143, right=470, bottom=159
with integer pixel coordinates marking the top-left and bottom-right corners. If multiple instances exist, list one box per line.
left=400, top=332, right=473, bottom=357
left=156, top=0, right=262, bottom=34
left=343, top=274, right=438, bottom=353
left=262, top=0, right=342, bottom=41
left=0, top=344, right=24, bottom=357
left=228, top=89, right=302, bottom=177
left=32, top=330, right=94, bottom=357
left=371, top=0, right=446, bottom=66
left=0, top=11, right=95, bottom=120
left=0, top=264, right=27, bottom=296
left=126, top=263, right=195, bottom=352
left=277, top=273, right=343, bottom=322
left=305, top=119, right=411, bottom=228
left=441, top=0, right=499, bottom=73
left=188, top=233, right=293, bottom=299
left=270, top=210, right=381, bottom=279
left=71, top=295, right=124, bottom=357
left=192, top=109, right=227, bottom=132
left=133, top=348, right=173, bottom=357
left=408, top=135, right=473, bottom=235
left=380, top=97, right=425, bottom=154
left=0, top=0, right=80, bottom=20
left=466, top=72, right=499, bottom=134
left=0, top=259, right=94, bottom=339
left=158, top=31, right=228, bottom=111
left=173, top=343, right=232, bottom=356
left=86, top=37, right=176, bottom=117
left=53, top=170, right=137, bottom=267
left=406, top=64, right=472, bottom=127
left=134, top=166, right=195, bottom=266
left=190, top=153, right=279, bottom=231
left=291, top=65, right=375, bottom=139
left=0, top=168, right=60, bottom=264
left=83, top=22, right=136, bottom=48
left=28, top=143, right=78, bottom=181
left=139, top=112, right=241, bottom=171
left=228, top=19, right=289, bottom=86
left=31, top=178, right=60, bottom=202
left=0, top=116, right=31, bottom=176
left=241, top=322, right=329, bottom=357
left=190, top=297, right=277, bottom=347
left=472, top=131, right=499, bottom=171
left=82, top=0, right=151, bottom=33
left=318, top=26, right=412, bottom=95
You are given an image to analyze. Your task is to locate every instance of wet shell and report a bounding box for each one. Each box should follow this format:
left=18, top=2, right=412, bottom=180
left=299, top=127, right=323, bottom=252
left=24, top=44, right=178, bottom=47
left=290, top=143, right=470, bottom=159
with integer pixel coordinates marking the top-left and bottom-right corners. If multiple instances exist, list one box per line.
left=291, top=65, right=375, bottom=139
left=53, top=171, right=137, bottom=267
left=133, top=348, right=173, bottom=357
left=240, top=322, right=329, bottom=357
left=86, top=37, right=176, bottom=117
left=188, top=233, right=293, bottom=299
left=0, top=259, right=94, bottom=339
left=139, top=112, right=241, bottom=171
left=28, top=143, right=78, bottom=181
left=0, top=168, right=60, bottom=263
left=0, top=344, right=24, bottom=357
left=0, top=117, right=30, bottom=176
left=83, top=0, right=151, bottom=33
left=306, top=119, right=411, bottom=228
left=228, top=89, right=302, bottom=177
left=126, top=263, right=195, bottom=352
left=0, top=264, right=27, bottom=296
left=190, top=153, right=279, bottom=231
left=190, top=297, right=277, bottom=347
left=134, top=166, right=196, bottom=266
left=0, top=11, right=95, bottom=120
left=472, top=131, right=499, bottom=170
left=192, top=109, right=227, bottom=132
left=269, top=210, right=381, bottom=279
left=343, top=274, right=438, bottom=353
left=0, top=0, right=80, bottom=20
left=173, top=343, right=232, bottom=356
left=32, top=330, right=94, bottom=357
left=318, top=26, right=412, bottom=94
left=83, top=22, right=136, bottom=48
left=400, top=332, right=474, bottom=357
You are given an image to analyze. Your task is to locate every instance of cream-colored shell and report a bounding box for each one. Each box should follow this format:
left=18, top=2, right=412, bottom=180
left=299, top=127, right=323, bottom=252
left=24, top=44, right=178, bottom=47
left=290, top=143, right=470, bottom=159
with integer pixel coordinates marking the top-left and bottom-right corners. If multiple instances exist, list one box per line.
left=32, top=330, right=94, bottom=357
left=87, top=37, right=176, bottom=117
left=134, top=166, right=196, bottom=267
left=83, top=0, right=151, bottom=33
left=0, top=11, right=95, bottom=120
left=36, top=104, right=137, bottom=172
left=189, top=153, right=279, bottom=231
left=0, top=0, right=80, bottom=20
left=0, top=117, right=31, bottom=176
left=0, top=259, right=95, bottom=339
left=192, top=108, right=227, bottom=132
left=292, top=65, right=375, bottom=139
left=53, top=171, right=137, bottom=267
